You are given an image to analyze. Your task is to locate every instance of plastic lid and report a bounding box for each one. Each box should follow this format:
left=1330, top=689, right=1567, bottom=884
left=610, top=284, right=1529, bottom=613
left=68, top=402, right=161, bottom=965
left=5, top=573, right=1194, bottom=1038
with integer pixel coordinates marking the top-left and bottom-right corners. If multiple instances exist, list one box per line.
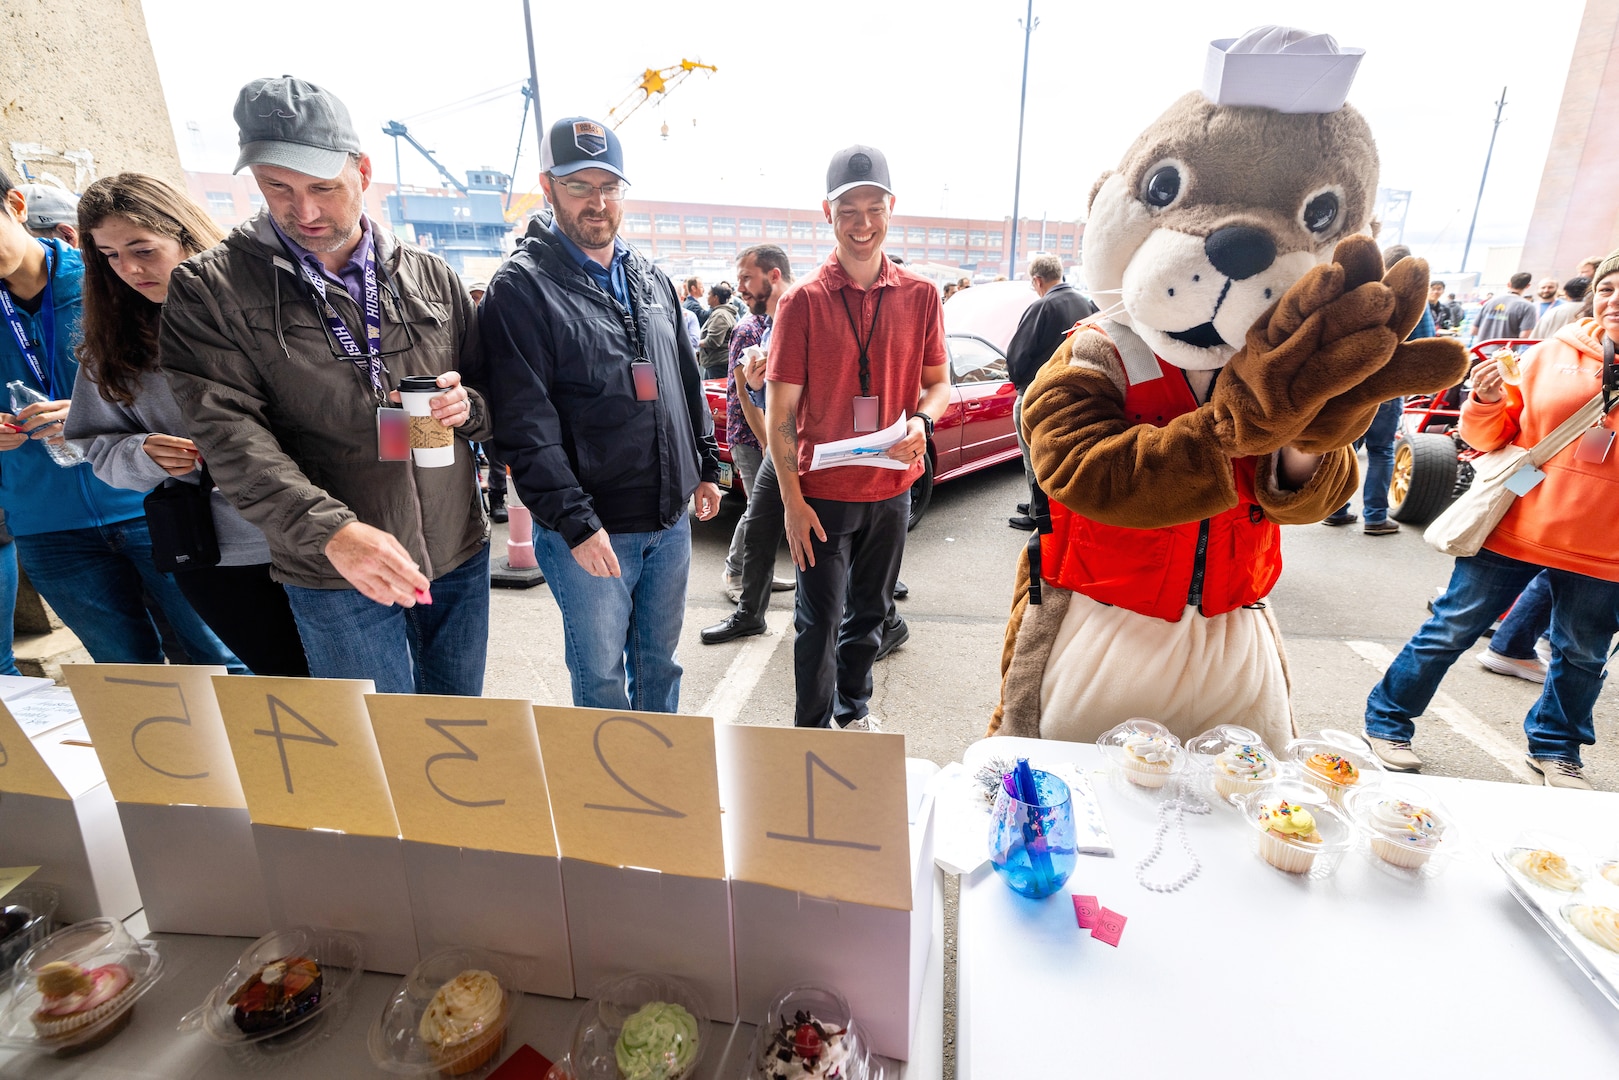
left=178, top=926, right=362, bottom=1046
left=1186, top=725, right=1278, bottom=773
left=1095, top=718, right=1186, bottom=775
left=1285, top=730, right=1383, bottom=789
left=367, top=946, right=521, bottom=1076
left=1233, top=779, right=1353, bottom=854
left=568, top=972, right=706, bottom=1080
left=0, top=885, right=60, bottom=970
left=1344, top=783, right=1452, bottom=850
left=0, top=918, right=162, bottom=1052
left=745, top=984, right=878, bottom=1080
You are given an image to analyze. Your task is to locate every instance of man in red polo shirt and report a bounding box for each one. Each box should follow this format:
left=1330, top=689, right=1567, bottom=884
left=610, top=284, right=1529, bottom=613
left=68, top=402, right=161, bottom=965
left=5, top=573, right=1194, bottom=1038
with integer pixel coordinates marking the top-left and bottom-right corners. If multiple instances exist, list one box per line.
left=766, top=145, right=950, bottom=729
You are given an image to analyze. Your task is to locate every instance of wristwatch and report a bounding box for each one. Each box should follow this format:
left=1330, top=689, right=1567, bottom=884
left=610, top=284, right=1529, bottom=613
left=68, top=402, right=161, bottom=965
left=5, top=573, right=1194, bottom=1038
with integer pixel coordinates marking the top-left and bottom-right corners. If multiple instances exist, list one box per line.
left=910, top=411, right=935, bottom=438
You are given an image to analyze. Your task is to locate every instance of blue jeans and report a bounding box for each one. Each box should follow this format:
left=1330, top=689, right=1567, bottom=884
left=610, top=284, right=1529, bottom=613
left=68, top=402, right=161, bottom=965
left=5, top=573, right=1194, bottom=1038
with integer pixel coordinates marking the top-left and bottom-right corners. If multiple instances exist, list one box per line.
left=0, top=541, right=18, bottom=676
left=1491, top=571, right=1553, bottom=660
left=284, top=544, right=490, bottom=695
left=532, top=515, right=690, bottom=712
left=1365, top=549, right=1619, bottom=764
left=13, top=520, right=243, bottom=670
left=1335, top=396, right=1403, bottom=522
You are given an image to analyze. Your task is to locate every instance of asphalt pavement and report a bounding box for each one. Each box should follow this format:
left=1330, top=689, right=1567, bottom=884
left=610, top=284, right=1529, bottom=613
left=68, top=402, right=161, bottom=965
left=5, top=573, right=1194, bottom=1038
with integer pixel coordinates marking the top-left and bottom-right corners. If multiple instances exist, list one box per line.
left=485, top=459, right=1618, bottom=793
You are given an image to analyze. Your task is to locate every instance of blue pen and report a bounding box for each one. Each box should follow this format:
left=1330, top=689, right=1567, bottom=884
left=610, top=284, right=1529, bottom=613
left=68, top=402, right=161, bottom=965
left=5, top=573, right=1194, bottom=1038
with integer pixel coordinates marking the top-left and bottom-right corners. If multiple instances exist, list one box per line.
left=1011, top=758, right=1055, bottom=894
left=849, top=446, right=886, bottom=455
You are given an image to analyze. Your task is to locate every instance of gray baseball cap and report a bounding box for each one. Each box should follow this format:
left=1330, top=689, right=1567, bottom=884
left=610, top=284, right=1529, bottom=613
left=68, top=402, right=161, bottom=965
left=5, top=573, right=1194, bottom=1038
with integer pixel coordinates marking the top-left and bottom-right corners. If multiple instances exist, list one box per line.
left=18, top=185, right=79, bottom=231
left=825, top=145, right=894, bottom=201
left=233, top=76, right=363, bottom=179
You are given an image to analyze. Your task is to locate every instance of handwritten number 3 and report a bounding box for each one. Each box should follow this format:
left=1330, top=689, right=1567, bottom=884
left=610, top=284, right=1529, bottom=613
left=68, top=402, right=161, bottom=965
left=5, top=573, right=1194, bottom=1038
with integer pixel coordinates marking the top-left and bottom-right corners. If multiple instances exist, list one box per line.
left=423, top=718, right=506, bottom=809
left=584, top=716, right=686, bottom=818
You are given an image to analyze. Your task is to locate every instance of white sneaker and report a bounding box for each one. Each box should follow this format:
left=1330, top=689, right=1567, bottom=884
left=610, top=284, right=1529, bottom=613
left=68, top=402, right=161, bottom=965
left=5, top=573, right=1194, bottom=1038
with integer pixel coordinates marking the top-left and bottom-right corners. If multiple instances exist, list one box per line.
left=839, top=714, right=883, bottom=733
left=1477, top=650, right=1547, bottom=684
left=1535, top=638, right=1552, bottom=663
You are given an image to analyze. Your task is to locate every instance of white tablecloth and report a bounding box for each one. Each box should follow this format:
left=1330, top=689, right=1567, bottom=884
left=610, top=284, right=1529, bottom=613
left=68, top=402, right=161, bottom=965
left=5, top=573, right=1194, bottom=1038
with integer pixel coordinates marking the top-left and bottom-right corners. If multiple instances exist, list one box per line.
left=955, top=737, right=1619, bottom=1079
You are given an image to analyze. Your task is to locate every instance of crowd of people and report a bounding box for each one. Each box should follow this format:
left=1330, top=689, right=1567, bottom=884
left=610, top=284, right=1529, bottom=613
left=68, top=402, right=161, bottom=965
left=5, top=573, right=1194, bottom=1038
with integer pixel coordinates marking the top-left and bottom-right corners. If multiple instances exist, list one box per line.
left=1, top=74, right=1615, bottom=767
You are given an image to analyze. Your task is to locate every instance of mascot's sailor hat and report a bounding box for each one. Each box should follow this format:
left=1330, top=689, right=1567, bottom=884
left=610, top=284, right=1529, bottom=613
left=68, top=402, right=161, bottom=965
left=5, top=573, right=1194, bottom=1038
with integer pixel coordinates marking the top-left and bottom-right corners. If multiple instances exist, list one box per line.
left=1202, top=26, right=1365, bottom=114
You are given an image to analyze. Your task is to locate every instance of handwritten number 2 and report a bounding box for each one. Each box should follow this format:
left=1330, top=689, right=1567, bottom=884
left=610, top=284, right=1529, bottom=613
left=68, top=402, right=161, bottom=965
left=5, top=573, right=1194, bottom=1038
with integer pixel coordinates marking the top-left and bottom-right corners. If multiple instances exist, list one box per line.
left=252, top=695, right=338, bottom=794
left=767, top=751, right=881, bottom=851
left=583, top=716, right=686, bottom=818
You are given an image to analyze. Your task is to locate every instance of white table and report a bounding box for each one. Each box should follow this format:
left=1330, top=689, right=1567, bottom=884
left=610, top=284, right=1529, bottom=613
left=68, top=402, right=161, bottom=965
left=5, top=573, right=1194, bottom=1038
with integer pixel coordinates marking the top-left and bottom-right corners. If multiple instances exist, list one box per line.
left=955, top=738, right=1619, bottom=1079
left=0, top=761, right=945, bottom=1079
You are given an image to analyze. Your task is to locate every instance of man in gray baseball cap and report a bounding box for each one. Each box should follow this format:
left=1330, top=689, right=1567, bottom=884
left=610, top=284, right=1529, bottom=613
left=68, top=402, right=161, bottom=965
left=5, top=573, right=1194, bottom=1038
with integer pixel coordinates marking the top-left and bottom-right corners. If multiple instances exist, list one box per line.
left=160, top=75, right=495, bottom=696
left=18, top=184, right=79, bottom=245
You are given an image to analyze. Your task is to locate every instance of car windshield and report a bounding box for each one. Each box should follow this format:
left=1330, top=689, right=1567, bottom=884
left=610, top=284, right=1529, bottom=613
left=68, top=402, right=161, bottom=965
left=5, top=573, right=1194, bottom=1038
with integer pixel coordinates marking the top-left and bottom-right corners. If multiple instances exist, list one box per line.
left=948, top=335, right=1008, bottom=383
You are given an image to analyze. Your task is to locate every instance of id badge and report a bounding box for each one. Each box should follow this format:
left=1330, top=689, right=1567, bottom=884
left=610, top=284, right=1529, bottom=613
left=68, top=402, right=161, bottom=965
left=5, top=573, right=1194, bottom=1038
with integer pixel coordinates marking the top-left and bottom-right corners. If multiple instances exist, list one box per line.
left=853, top=395, right=880, bottom=433
left=1575, top=426, right=1615, bottom=464
left=377, top=406, right=410, bottom=462
left=1504, top=463, right=1546, bottom=497
left=631, top=359, right=658, bottom=402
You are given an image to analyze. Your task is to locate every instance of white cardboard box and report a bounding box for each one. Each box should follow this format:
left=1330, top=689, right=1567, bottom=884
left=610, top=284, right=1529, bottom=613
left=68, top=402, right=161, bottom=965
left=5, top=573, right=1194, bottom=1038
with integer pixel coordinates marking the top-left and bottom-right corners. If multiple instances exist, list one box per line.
left=251, top=824, right=419, bottom=975
left=401, top=841, right=574, bottom=998
left=116, top=803, right=271, bottom=936
left=0, top=719, right=141, bottom=923
left=729, top=770, right=937, bottom=1060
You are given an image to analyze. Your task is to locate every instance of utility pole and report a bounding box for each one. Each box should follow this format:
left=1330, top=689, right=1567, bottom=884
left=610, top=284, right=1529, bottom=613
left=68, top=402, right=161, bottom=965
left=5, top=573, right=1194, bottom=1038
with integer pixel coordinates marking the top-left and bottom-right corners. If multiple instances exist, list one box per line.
left=1007, top=0, right=1037, bottom=279
left=1460, top=88, right=1507, bottom=274
left=522, top=0, right=545, bottom=166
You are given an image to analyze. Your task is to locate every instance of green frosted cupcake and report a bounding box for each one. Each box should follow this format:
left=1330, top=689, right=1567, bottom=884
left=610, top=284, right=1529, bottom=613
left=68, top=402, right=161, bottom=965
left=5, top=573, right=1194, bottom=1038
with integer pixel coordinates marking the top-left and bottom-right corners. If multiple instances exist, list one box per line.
left=614, top=1000, right=699, bottom=1080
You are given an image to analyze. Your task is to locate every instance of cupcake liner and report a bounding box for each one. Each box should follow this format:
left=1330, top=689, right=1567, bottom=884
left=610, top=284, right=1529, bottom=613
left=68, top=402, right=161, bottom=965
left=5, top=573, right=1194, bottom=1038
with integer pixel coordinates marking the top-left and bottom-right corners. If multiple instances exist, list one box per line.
left=1300, top=769, right=1355, bottom=806
left=1212, top=773, right=1266, bottom=803
left=1258, top=830, right=1319, bottom=875
left=32, top=984, right=137, bottom=1041
left=432, top=1003, right=508, bottom=1077
left=1371, top=835, right=1435, bottom=870
left=1123, top=760, right=1171, bottom=789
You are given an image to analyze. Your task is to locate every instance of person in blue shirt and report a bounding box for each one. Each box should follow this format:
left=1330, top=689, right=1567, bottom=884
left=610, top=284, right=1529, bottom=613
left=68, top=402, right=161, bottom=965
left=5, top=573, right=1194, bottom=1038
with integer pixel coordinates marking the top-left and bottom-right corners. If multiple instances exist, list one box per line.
left=0, top=167, right=240, bottom=668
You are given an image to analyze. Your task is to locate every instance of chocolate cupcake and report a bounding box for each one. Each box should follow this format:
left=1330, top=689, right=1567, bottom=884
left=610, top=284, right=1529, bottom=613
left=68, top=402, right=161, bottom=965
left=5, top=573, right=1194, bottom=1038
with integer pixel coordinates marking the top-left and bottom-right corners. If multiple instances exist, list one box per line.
left=227, top=956, right=324, bottom=1035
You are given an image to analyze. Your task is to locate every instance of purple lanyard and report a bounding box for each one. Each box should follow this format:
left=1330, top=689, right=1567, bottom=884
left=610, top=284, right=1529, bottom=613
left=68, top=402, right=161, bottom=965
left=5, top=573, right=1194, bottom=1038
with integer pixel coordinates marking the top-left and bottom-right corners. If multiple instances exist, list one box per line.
left=297, top=237, right=384, bottom=396
left=0, top=241, right=57, bottom=399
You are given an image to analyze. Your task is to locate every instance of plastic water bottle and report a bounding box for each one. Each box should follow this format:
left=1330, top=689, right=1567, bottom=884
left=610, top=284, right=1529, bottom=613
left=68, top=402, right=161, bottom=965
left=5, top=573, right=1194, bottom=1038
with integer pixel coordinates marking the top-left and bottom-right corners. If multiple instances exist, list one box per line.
left=7, top=380, right=84, bottom=467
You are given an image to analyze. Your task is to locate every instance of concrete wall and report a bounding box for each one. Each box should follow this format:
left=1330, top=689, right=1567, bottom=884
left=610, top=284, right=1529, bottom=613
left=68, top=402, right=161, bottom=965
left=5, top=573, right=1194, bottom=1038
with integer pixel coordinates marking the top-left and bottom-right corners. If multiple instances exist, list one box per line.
left=1521, top=0, right=1619, bottom=281
left=1, top=0, right=182, bottom=191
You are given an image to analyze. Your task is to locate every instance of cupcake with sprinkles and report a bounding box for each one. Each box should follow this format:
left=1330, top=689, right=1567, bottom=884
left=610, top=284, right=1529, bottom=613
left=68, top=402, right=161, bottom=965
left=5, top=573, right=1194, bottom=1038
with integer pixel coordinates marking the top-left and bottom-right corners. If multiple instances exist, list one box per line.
left=1287, top=734, right=1380, bottom=806
left=1254, top=798, right=1324, bottom=874
left=1366, top=799, right=1447, bottom=869
left=1211, top=743, right=1277, bottom=801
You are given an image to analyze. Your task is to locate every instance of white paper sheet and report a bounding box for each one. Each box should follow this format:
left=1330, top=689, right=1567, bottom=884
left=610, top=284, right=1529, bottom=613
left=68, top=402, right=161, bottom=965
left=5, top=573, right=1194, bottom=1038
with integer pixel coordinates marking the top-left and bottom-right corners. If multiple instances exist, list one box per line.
left=808, top=415, right=910, bottom=471
left=12, top=685, right=83, bottom=736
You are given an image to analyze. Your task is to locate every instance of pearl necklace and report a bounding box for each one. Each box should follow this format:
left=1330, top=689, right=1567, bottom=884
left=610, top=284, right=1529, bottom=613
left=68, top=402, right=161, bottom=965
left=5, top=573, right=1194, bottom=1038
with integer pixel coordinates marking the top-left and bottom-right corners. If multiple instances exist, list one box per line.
left=1134, top=775, right=1210, bottom=893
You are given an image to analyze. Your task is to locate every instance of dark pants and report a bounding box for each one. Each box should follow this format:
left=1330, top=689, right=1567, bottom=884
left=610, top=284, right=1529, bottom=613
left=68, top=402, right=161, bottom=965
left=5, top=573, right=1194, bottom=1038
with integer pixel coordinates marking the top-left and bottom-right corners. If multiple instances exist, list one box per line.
left=737, top=453, right=786, bottom=619
left=174, top=563, right=310, bottom=677
left=793, top=491, right=909, bottom=728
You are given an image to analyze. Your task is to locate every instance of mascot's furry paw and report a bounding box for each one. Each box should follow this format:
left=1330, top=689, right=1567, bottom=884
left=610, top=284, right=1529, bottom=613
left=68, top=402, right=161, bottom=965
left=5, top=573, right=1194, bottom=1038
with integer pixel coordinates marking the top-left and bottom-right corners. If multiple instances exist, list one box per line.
left=1207, top=235, right=1405, bottom=456
left=1290, top=258, right=1471, bottom=452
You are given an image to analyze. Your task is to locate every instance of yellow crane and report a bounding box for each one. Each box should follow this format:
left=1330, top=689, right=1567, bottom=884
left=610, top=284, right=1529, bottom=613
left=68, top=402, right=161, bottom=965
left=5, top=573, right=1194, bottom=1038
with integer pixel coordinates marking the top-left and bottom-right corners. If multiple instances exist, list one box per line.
left=504, top=59, right=718, bottom=222
left=607, top=59, right=718, bottom=129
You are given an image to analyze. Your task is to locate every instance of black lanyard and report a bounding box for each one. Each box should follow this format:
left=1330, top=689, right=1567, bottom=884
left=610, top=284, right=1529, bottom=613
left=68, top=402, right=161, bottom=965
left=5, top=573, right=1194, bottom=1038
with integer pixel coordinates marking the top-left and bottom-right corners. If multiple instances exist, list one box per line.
left=839, top=285, right=886, bottom=398
left=1, top=241, right=56, bottom=399
left=1603, top=336, right=1617, bottom=418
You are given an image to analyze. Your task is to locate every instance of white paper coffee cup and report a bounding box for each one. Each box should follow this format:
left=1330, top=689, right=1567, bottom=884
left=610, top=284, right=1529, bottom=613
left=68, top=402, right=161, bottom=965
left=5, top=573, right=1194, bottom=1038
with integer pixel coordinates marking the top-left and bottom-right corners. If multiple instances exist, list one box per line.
left=397, top=376, right=456, bottom=468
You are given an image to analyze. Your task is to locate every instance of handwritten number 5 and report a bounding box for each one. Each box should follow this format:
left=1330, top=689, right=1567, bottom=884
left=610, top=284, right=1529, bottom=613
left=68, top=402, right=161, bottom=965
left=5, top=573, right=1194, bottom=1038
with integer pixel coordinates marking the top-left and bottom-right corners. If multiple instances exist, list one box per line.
left=108, top=676, right=209, bottom=781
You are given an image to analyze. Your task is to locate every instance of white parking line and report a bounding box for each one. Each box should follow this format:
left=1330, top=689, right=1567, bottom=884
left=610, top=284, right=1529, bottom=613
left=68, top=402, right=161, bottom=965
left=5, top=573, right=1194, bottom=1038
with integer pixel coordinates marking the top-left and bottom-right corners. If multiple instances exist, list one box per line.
left=698, top=608, right=795, bottom=725
left=1345, top=640, right=1538, bottom=783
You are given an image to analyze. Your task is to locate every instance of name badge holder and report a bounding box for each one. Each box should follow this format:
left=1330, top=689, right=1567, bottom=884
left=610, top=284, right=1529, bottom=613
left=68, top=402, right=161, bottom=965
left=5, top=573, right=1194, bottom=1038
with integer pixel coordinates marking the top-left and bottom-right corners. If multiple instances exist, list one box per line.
left=1584, top=337, right=1619, bottom=465
left=841, top=288, right=886, bottom=433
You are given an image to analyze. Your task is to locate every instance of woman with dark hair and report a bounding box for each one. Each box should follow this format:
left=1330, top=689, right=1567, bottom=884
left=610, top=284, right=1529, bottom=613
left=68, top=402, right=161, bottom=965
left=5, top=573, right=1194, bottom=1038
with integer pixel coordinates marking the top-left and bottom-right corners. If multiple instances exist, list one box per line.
left=64, top=173, right=308, bottom=676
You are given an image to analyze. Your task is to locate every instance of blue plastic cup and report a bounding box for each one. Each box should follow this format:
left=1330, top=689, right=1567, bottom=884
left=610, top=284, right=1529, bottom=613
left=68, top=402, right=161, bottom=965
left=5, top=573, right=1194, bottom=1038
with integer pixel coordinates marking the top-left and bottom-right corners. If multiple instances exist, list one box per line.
left=988, top=768, right=1078, bottom=899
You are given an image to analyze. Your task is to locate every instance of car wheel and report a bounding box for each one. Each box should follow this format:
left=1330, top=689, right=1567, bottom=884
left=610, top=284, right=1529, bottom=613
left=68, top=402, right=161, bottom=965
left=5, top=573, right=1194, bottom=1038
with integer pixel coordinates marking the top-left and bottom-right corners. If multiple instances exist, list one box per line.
left=907, top=452, right=935, bottom=532
left=1389, top=432, right=1459, bottom=524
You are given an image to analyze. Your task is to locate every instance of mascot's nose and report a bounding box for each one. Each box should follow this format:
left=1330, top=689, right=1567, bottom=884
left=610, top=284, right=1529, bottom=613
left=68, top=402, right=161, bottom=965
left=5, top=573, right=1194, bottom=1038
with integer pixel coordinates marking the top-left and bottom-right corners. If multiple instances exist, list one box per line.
left=1204, top=226, right=1277, bottom=281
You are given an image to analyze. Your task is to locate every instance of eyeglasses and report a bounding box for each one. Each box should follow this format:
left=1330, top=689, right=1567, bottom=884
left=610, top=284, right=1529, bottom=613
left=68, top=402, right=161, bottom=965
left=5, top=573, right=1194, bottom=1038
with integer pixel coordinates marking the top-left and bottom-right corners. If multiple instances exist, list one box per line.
left=548, top=175, right=629, bottom=201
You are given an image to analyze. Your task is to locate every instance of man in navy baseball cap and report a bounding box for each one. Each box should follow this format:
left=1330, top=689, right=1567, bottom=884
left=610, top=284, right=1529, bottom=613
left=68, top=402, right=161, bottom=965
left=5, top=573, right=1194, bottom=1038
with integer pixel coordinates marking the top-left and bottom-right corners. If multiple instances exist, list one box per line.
left=540, top=117, right=629, bottom=183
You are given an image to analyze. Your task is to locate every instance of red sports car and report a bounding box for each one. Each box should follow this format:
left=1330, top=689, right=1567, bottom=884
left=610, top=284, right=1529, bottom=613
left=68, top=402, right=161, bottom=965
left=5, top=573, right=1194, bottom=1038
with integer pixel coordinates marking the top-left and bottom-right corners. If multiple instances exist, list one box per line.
left=703, top=280, right=1038, bottom=529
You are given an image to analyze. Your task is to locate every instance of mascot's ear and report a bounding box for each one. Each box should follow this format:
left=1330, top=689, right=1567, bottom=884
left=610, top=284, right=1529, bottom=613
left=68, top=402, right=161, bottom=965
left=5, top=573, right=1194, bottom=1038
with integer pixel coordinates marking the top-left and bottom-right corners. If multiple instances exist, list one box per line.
left=1088, top=171, right=1113, bottom=215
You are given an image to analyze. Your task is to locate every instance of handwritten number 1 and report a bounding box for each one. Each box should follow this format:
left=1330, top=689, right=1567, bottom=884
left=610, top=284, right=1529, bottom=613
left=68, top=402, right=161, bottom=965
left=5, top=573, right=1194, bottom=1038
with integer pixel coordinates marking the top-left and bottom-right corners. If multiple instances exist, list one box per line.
left=767, top=751, right=881, bottom=851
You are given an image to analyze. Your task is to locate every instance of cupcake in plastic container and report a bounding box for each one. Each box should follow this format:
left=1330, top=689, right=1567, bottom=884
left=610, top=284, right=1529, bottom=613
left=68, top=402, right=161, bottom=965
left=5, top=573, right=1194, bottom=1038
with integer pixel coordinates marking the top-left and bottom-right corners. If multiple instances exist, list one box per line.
left=180, top=927, right=363, bottom=1047
left=1286, top=730, right=1383, bottom=806
left=1185, top=725, right=1278, bottom=804
left=0, top=917, right=162, bottom=1055
left=1234, top=779, right=1352, bottom=879
left=0, top=884, right=59, bottom=972
left=368, top=946, right=521, bottom=1078
left=1502, top=832, right=1588, bottom=894
left=1561, top=904, right=1619, bottom=955
left=745, top=984, right=880, bottom=1080
left=1096, top=718, right=1185, bottom=790
left=567, top=972, right=704, bottom=1080
left=1345, top=784, right=1456, bottom=874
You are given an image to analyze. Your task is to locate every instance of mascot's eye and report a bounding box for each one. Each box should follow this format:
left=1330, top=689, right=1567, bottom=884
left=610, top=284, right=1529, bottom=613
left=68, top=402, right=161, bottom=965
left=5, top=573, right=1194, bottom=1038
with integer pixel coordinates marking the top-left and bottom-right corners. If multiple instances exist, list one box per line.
left=1142, top=166, right=1181, bottom=208
left=1303, top=192, right=1340, bottom=233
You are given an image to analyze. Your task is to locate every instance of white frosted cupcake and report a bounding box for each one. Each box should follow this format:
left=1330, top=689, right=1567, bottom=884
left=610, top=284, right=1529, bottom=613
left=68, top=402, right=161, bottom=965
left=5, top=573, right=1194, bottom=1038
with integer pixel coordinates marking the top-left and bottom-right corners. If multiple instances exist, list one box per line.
left=1564, top=905, right=1619, bottom=955
left=1511, top=848, right=1584, bottom=892
left=419, top=969, right=508, bottom=1076
left=1121, top=732, right=1176, bottom=788
left=1367, top=799, right=1447, bottom=869
left=1211, top=744, right=1277, bottom=801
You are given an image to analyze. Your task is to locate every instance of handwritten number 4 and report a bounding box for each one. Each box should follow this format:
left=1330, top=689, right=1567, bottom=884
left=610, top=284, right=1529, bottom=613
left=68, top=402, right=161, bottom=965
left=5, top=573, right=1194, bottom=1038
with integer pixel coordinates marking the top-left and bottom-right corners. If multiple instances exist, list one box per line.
left=767, top=751, right=881, bottom=851
left=253, top=695, right=337, bottom=795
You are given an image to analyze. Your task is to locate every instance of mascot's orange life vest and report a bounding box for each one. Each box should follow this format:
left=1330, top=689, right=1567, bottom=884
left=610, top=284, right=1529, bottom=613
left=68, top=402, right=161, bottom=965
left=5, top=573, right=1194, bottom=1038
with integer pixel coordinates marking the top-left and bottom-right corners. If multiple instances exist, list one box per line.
left=1037, top=348, right=1283, bottom=624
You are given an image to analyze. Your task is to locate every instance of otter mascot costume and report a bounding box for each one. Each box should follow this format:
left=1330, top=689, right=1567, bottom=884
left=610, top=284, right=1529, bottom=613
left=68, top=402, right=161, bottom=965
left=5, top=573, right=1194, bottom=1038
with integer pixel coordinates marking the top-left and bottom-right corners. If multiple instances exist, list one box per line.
left=988, top=27, right=1468, bottom=747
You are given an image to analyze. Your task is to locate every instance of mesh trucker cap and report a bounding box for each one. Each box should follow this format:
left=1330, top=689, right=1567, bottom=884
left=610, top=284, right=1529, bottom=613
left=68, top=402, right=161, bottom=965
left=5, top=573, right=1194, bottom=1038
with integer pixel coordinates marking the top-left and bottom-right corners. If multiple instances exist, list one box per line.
left=825, top=145, right=894, bottom=201
left=540, top=118, right=628, bottom=182
left=18, top=185, right=79, bottom=231
left=233, top=76, right=363, bottom=180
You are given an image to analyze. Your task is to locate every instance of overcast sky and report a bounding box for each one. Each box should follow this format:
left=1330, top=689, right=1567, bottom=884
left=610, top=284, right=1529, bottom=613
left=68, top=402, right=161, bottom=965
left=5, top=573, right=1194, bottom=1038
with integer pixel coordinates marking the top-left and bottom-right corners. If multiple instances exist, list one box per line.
left=143, top=0, right=1587, bottom=275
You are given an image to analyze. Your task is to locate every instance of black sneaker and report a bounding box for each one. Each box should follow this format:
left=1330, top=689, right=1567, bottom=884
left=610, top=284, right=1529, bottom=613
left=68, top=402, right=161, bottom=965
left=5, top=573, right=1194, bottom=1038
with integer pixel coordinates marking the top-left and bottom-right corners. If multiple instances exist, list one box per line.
left=1008, top=514, right=1037, bottom=531
left=1017, top=502, right=1030, bottom=515
left=1322, top=510, right=1358, bottom=527
left=875, top=613, right=909, bottom=660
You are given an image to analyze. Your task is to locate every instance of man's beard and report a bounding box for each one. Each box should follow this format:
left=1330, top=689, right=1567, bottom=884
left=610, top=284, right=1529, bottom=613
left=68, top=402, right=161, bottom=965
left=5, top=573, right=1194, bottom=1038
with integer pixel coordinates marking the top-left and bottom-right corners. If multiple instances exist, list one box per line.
left=274, top=208, right=359, bottom=254
left=555, top=201, right=620, bottom=250
left=747, top=280, right=773, bottom=316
